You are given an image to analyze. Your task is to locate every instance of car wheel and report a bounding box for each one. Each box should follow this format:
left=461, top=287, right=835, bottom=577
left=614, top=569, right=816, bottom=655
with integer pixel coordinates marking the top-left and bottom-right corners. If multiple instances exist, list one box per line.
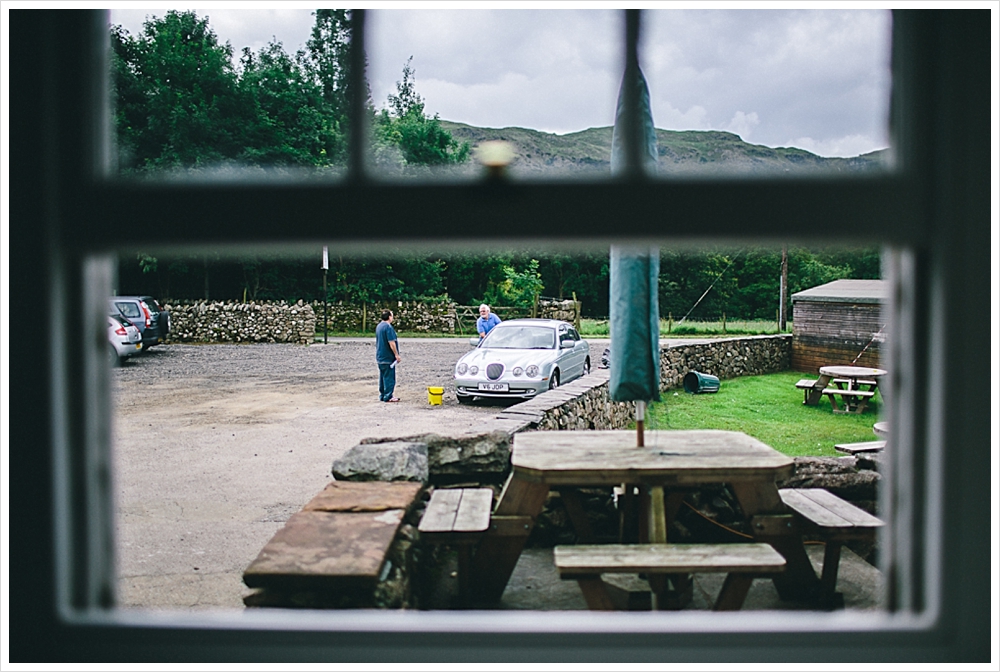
left=548, top=370, right=560, bottom=390
left=108, top=347, right=119, bottom=367
left=583, top=358, right=591, bottom=375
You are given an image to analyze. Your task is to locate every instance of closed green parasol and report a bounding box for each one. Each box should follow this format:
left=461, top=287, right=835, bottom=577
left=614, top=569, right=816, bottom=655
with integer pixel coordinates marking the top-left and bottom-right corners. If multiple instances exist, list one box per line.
left=609, top=56, right=660, bottom=444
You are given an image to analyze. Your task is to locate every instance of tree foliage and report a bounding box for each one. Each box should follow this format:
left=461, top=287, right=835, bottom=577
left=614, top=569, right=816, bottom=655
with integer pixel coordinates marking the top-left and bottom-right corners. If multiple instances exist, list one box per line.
left=111, top=12, right=245, bottom=170
left=374, top=57, right=471, bottom=166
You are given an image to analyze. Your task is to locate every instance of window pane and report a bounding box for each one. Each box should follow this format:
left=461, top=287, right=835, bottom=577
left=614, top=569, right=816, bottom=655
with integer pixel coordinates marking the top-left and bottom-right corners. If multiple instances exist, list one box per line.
left=642, top=9, right=893, bottom=175
left=108, top=9, right=351, bottom=181
left=367, top=9, right=621, bottom=181
left=111, top=244, right=886, bottom=613
left=107, top=9, right=892, bottom=183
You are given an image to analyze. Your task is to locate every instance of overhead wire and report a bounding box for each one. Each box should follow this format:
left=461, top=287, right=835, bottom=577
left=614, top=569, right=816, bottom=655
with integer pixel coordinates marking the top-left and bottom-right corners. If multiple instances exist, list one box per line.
left=675, top=249, right=745, bottom=326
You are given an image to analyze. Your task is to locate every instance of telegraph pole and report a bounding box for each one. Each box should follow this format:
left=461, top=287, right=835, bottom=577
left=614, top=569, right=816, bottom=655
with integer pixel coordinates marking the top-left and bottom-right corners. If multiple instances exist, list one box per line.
left=779, top=245, right=788, bottom=332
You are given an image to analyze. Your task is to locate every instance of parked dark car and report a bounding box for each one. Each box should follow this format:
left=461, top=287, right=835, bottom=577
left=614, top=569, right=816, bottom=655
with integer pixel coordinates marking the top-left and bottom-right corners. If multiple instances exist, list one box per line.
left=110, top=295, right=169, bottom=349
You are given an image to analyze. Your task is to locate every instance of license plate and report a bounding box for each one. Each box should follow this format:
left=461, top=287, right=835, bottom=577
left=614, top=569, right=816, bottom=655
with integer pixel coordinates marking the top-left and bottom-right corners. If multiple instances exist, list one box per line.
left=478, top=382, right=509, bottom=392
left=135, top=344, right=142, bottom=350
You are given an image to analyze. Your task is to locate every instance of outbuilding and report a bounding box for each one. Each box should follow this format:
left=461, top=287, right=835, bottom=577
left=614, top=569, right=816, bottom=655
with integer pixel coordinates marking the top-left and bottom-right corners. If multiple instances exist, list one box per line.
left=790, top=279, right=885, bottom=372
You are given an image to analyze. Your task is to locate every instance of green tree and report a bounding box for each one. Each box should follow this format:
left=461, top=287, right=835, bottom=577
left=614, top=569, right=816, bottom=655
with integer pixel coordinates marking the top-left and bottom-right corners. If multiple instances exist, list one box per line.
left=110, top=11, right=246, bottom=171
left=374, top=58, right=470, bottom=166
left=238, top=41, right=330, bottom=166
left=303, top=9, right=370, bottom=165
left=483, top=259, right=544, bottom=309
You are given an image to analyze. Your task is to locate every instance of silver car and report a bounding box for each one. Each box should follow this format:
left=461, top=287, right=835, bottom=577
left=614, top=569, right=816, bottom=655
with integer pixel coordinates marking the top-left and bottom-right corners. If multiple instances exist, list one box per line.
left=454, top=319, right=590, bottom=403
left=108, top=313, right=143, bottom=365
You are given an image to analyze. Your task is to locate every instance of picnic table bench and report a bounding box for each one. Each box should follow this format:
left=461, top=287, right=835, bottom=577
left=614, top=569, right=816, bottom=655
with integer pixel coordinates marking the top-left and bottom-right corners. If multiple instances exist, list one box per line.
left=418, top=487, right=494, bottom=605
left=779, top=488, right=883, bottom=607
left=555, top=543, right=786, bottom=611
left=798, top=366, right=886, bottom=414
left=834, top=440, right=886, bottom=454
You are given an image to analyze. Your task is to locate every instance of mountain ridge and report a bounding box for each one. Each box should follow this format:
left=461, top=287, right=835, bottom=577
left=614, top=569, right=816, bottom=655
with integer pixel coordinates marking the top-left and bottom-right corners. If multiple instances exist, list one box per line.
left=439, top=120, right=887, bottom=176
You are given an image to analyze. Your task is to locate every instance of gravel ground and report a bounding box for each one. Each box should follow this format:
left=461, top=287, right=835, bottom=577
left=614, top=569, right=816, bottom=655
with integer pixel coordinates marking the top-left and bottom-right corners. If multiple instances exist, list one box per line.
left=112, top=338, right=881, bottom=613
left=112, top=338, right=604, bottom=609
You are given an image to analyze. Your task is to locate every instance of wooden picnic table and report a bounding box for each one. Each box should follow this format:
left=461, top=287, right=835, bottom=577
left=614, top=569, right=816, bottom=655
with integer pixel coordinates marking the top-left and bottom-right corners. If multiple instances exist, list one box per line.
left=468, top=430, right=823, bottom=605
left=800, top=365, right=887, bottom=414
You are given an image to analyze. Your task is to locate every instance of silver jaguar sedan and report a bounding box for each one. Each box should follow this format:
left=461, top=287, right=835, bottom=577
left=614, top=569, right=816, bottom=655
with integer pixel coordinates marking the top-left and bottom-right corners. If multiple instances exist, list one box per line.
left=454, top=318, right=590, bottom=403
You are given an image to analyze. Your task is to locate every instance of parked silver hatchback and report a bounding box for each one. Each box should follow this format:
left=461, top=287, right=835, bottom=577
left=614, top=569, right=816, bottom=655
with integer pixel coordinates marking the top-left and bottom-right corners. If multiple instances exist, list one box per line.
left=108, top=313, right=142, bottom=365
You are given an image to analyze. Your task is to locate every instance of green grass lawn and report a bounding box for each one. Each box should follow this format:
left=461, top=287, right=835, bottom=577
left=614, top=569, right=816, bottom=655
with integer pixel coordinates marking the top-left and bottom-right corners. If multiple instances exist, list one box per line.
left=646, top=371, right=883, bottom=457
left=579, top=318, right=788, bottom=338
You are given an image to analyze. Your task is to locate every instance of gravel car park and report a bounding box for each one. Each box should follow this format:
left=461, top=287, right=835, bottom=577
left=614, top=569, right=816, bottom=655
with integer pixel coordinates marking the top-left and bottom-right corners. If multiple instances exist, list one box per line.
left=112, top=338, right=607, bottom=609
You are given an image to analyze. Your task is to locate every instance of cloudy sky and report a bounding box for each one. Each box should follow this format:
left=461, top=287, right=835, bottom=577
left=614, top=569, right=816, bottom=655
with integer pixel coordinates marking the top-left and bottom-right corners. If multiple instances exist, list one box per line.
left=108, top=6, right=893, bottom=158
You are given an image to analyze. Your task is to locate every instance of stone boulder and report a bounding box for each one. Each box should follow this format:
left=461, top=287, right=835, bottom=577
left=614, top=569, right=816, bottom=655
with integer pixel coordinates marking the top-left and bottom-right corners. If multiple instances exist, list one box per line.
left=332, top=441, right=429, bottom=482
left=778, top=456, right=880, bottom=503
left=361, top=431, right=512, bottom=482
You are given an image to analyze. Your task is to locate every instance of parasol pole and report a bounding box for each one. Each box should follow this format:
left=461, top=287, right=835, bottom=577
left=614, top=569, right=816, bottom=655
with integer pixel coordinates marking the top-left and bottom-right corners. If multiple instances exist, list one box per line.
left=636, top=400, right=646, bottom=447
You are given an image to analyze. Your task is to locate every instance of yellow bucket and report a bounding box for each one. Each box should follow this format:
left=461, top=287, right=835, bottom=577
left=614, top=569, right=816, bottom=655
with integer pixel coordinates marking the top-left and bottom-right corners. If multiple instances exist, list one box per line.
left=427, top=387, right=444, bottom=405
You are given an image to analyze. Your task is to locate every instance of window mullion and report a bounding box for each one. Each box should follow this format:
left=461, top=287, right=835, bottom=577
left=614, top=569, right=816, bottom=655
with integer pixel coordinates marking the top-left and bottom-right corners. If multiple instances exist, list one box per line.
left=348, top=9, right=367, bottom=182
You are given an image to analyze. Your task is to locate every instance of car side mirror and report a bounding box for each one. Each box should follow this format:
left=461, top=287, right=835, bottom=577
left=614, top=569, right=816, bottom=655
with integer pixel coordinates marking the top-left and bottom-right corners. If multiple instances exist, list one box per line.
left=560, top=339, right=575, bottom=348
left=469, top=337, right=481, bottom=347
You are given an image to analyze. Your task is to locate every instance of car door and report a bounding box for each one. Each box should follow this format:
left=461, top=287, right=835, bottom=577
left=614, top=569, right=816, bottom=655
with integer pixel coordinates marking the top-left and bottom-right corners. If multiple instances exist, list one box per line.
left=557, top=325, right=585, bottom=381
left=566, top=328, right=587, bottom=379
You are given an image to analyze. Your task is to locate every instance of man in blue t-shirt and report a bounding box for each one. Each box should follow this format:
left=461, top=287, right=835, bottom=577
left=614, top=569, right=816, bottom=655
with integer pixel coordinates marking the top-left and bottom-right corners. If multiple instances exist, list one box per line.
left=375, top=310, right=401, bottom=402
left=476, top=304, right=501, bottom=340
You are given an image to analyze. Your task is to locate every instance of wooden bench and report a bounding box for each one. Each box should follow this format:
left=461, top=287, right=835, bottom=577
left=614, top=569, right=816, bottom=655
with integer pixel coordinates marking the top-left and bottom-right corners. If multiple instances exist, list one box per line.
left=418, top=487, right=493, bottom=605
left=832, top=377, right=877, bottom=388
left=796, top=378, right=822, bottom=403
left=554, top=543, right=786, bottom=611
left=834, top=440, right=886, bottom=454
left=779, top=488, right=883, bottom=605
left=821, top=387, right=875, bottom=413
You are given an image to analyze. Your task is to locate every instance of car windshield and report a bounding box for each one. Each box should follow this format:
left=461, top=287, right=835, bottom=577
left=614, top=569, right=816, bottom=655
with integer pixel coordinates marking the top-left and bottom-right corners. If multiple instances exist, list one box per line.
left=482, top=326, right=555, bottom=349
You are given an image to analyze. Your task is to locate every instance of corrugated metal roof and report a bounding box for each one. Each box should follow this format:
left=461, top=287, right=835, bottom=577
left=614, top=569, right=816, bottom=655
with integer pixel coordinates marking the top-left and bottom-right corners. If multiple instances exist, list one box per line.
left=791, top=279, right=885, bottom=304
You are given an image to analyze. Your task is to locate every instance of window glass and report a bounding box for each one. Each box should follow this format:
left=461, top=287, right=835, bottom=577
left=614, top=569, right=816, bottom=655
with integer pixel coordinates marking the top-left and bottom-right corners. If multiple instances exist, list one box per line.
left=108, top=8, right=351, bottom=181
left=115, top=301, right=141, bottom=318
left=642, top=9, right=893, bottom=175
left=111, top=244, right=886, bottom=613
left=108, top=9, right=891, bottom=183
left=367, top=9, right=620, bottom=181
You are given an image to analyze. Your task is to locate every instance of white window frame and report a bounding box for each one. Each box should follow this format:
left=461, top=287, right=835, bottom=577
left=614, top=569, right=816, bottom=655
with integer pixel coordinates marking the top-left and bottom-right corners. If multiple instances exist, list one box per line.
left=7, top=8, right=994, bottom=662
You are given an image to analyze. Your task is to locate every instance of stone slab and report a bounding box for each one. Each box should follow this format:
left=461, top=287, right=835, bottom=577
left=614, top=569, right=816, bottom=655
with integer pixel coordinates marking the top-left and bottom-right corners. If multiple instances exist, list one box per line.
left=302, top=480, right=423, bottom=513
left=243, top=509, right=406, bottom=592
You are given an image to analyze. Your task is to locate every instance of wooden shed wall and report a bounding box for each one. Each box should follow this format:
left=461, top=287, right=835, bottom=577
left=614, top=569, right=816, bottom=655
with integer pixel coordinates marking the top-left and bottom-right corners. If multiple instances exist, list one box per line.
left=791, top=301, right=884, bottom=372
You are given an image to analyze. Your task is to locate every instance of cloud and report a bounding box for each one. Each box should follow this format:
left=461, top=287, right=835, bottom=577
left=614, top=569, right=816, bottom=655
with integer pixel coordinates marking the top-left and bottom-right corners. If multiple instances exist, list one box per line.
left=724, top=111, right=760, bottom=142
left=784, top=134, right=886, bottom=158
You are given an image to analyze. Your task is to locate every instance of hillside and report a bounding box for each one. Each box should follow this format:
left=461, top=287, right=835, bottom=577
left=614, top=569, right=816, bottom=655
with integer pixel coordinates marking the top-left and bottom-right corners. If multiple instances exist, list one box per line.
left=439, top=121, right=887, bottom=177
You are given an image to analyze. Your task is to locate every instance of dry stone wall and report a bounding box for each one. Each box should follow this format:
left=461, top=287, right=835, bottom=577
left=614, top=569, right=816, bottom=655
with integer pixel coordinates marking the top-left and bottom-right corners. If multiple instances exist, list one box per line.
left=164, top=300, right=316, bottom=345
left=659, top=335, right=791, bottom=389
left=312, top=300, right=458, bottom=334
left=311, top=299, right=579, bottom=334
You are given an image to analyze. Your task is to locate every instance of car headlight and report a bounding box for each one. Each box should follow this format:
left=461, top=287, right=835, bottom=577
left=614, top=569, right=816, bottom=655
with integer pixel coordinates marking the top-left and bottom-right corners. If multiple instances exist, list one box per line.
left=512, top=367, right=523, bottom=376
left=456, top=363, right=468, bottom=375
left=526, top=365, right=539, bottom=377
left=469, top=365, right=479, bottom=375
